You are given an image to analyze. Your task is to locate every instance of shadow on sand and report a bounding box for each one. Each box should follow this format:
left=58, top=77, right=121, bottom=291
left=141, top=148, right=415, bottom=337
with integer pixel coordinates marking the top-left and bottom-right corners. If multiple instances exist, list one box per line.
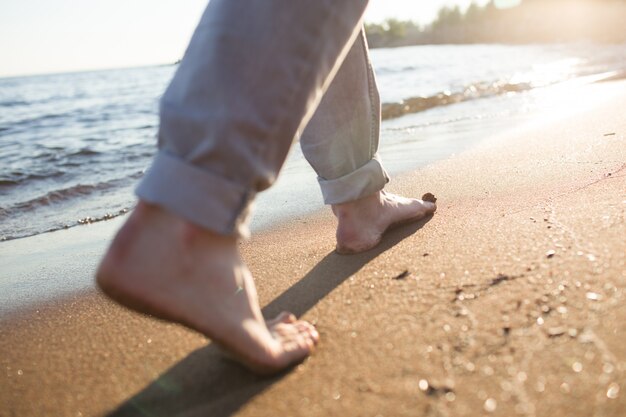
left=108, top=216, right=432, bottom=417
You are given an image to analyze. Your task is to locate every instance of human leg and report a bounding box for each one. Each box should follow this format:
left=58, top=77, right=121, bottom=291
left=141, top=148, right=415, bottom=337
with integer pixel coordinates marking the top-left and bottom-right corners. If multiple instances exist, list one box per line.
left=299, top=30, right=436, bottom=254
left=97, top=0, right=369, bottom=374
left=300, top=29, right=388, bottom=205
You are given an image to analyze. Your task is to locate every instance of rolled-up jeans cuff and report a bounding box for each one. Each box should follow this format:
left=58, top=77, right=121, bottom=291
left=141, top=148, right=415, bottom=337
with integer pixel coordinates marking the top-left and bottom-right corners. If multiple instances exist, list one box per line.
left=135, top=151, right=254, bottom=239
left=318, top=154, right=390, bottom=205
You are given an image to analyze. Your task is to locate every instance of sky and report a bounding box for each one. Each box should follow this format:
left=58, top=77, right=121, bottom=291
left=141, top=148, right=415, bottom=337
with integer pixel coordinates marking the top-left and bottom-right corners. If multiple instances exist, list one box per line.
left=0, top=0, right=489, bottom=78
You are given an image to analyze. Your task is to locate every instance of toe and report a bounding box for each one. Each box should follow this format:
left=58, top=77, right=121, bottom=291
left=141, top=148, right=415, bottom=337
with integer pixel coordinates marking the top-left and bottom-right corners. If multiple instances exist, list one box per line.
left=266, top=311, right=297, bottom=327
left=269, top=318, right=318, bottom=345
left=422, top=200, right=436, bottom=213
left=263, top=327, right=317, bottom=371
left=295, top=321, right=319, bottom=343
left=285, top=330, right=316, bottom=352
left=270, top=322, right=300, bottom=338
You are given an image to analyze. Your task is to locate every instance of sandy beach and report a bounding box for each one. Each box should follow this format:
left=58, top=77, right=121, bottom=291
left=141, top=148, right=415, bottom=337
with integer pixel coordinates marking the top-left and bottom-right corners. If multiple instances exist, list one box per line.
left=1, top=81, right=625, bottom=417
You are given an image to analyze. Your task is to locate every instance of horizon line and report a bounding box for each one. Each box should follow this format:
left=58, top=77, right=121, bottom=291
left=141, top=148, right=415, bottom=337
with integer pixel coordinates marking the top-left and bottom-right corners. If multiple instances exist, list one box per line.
left=0, top=61, right=178, bottom=81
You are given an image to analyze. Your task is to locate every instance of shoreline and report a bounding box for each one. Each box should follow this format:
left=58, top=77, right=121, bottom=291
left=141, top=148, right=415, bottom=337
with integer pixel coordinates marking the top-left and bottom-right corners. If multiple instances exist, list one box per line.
left=1, top=81, right=625, bottom=416
left=4, top=43, right=626, bottom=243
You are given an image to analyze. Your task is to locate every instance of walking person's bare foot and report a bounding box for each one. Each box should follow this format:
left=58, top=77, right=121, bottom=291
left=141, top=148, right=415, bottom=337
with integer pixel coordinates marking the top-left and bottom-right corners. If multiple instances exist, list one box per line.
left=96, top=202, right=319, bottom=375
left=332, top=191, right=437, bottom=254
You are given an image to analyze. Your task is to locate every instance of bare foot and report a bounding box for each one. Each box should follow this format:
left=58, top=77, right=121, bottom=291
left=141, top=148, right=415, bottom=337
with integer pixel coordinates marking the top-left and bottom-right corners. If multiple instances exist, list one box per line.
left=332, top=190, right=436, bottom=254
left=96, top=202, right=318, bottom=375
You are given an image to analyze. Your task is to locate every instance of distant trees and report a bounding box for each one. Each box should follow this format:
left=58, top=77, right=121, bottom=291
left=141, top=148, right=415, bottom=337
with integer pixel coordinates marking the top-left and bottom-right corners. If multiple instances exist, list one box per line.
left=365, top=0, right=626, bottom=47
left=365, top=19, right=421, bottom=47
left=432, top=5, right=463, bottom=30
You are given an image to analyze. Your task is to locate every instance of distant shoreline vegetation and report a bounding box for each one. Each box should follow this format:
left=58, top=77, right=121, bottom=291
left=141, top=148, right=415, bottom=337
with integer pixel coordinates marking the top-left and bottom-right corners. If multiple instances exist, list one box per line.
left=365, top=0, right=626, bottom=47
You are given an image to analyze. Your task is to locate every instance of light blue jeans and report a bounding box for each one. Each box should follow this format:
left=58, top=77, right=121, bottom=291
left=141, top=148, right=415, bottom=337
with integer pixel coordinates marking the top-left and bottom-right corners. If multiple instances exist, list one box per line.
left=137, top=0, right=389, bottom=238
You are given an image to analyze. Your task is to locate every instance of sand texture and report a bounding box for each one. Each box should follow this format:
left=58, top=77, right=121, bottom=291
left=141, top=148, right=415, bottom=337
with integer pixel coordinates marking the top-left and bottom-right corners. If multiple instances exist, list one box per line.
left=1, top=83, right=626, bottom=417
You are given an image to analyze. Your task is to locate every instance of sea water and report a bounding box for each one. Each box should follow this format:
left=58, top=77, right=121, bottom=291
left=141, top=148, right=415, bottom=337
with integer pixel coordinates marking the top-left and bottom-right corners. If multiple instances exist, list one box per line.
left=1, top=43, right=625, bottom=241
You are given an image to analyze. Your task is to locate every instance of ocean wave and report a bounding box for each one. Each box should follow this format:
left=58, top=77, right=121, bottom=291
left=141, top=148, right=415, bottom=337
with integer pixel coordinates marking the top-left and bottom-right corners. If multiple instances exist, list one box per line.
left=381, top=67, right=626, bottom=121
left=0, top=99, right=30, bottom=108
left=68, top=148, right=100, bottom=157
left=376, top=65, right=422, bottom=75
left=7, top=111, right=73, bottom=130
left=381, top=80, right=533, bottom=120
left=1, top=172, right=143, bottom=215
left=6, top=184, right=111, bottom=213
left=0, top=207, right=131, bottom=242
left=0, top=170, right=65, bottom=188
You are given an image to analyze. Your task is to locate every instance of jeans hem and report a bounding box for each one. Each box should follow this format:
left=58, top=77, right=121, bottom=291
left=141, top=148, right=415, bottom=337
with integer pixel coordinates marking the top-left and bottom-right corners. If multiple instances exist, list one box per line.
left=135, top=151, right=253, bottom=238
left=318, top=154, right=389, bottom=205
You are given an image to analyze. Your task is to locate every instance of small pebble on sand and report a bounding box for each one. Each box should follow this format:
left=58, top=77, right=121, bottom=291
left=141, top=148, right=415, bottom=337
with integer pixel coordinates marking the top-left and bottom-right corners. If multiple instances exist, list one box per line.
left=547, top=326, right=566, bottom=337
left=393, top=270, right=410, bottom=280
left=421, top=193, right=437, bottom=203
left=586, top=292, right=602, bottom=301
left=607, top=383, right=620, bottom=399
left=419, top=379, right=429, bottom=391
left=484, top=398, right=497, bottom=412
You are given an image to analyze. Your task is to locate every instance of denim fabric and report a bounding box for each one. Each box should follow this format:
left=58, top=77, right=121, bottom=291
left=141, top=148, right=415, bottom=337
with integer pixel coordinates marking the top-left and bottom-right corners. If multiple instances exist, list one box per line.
left=300, top=29, right=389, bottom=204
left=137, top=0, right=386, bottom=237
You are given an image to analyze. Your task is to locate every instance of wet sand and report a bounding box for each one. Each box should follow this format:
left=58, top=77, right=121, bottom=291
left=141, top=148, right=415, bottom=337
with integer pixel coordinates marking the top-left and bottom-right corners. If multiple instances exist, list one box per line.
left=1, top=82, right=626, bottom=417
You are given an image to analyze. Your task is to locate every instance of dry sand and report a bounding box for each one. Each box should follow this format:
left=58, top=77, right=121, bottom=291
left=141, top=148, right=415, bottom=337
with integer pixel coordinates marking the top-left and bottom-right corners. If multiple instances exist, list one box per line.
left=1, top=82, right=626, bottom=417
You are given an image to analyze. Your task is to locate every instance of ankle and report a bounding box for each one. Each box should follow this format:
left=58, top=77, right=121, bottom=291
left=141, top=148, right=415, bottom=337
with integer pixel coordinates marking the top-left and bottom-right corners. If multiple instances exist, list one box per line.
left=331, top=191, right=382, bottom=218
left=135, top=200, right=238, bottom=248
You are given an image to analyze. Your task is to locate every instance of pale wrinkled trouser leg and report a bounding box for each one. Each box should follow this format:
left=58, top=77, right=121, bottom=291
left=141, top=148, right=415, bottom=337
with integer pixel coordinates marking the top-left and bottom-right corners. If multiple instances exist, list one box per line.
left=136, top=0, right=369, bottom=238
left=299, top=29, right=389, bottom=205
